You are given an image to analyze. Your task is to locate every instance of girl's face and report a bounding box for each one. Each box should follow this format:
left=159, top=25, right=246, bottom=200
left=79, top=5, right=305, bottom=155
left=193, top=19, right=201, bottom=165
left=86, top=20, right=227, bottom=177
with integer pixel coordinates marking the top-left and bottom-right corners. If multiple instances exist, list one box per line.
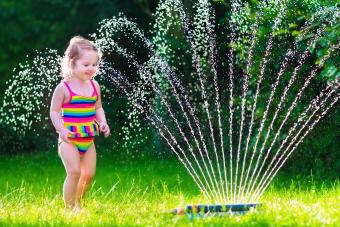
left=72, top=49, right=99, bottom=81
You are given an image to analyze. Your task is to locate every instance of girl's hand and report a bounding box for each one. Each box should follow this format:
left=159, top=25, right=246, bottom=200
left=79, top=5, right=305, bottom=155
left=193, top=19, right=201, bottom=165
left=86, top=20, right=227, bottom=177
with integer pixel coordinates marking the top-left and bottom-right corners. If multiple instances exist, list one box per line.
left=99, top=122, right=110, bottom=138
left=59, top=128, right=74, bottom=142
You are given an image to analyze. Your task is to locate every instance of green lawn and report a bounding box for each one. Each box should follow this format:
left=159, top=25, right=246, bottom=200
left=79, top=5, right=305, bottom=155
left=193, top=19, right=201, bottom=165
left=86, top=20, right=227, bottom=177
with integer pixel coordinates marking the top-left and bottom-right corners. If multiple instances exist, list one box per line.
left=0, top=149, right=339, bottom=226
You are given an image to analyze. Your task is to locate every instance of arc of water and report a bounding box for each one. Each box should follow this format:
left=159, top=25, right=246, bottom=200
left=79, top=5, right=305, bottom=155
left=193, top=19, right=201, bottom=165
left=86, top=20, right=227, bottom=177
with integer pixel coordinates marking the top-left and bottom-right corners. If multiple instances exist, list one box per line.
left=240, top=1, right=287, bottom=202
left=95, top=18, right=223, bottom=201
left=104, top=66, right=213, bottom=201
left=155, top=128, right=213, bottom=201
left=253, top=92, right=340, bottom=201
left=251, top=82, right=339, bottom=201
left=243, top=38, right=337, bottom=201
left=148, top=46, right=223, bottom=201
left=155, top=127, right=214, bottom=201
left=242, top=26, right=326, bottom=201
left=148, top=109, right=214, bottom=201
left=203, top=0, right=229, bottom=202
left=247, top=42, right=339, bottom=200
left=139, top=64, right=219, bottom=199
left=154, top=60, right=223, bottom=201
left=134, top=17, right=225, bottom=201
left=239, top=48, right=295, bottom=202
left=175, top=0, right=224, bottom=201
left=237, top=1, right=266, bottom=202
left=99, top=32, right=221, bottom=200
left=248, top=13, right=340, bottom=186
left=207, top=31, right=229, bottom=202
left=225, top=0, right=243, bottom=203
left=140, top=15, right=224, bottom=199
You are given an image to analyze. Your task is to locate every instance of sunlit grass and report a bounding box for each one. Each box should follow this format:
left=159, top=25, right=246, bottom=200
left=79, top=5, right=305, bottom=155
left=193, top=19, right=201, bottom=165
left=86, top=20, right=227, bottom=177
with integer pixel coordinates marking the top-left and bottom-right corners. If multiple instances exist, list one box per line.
left=0, top=150, right=339, bottom=226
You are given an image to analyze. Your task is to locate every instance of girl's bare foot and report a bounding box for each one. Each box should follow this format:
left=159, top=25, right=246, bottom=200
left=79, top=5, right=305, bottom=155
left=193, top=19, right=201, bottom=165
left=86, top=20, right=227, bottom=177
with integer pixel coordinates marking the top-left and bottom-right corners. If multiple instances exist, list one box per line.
left=74, top=200, right=82, bottom=211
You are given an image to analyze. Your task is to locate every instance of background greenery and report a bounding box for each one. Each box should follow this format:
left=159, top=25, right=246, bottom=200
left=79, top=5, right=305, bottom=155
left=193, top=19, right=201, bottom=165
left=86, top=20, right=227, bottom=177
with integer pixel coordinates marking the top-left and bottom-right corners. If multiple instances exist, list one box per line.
left=0, top=0, right=338, bottom=177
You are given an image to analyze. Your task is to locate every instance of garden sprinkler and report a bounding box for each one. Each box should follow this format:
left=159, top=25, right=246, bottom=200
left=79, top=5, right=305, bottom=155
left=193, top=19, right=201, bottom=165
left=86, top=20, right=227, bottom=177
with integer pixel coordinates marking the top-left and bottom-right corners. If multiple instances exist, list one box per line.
left=172, top=203, right=261, bottom=215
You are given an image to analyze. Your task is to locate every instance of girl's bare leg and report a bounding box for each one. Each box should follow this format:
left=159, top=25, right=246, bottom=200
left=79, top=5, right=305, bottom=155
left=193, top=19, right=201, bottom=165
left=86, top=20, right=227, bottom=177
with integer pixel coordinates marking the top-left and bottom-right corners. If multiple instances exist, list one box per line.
left=59, top=142, right=81, bottom=209
left=76, top=144, right=96, bottom=208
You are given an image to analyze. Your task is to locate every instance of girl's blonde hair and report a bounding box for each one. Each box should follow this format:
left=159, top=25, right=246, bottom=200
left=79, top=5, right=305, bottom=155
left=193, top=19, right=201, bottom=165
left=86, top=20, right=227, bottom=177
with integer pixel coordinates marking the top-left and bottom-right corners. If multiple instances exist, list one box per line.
left=61, top=36, right=102, bottom=80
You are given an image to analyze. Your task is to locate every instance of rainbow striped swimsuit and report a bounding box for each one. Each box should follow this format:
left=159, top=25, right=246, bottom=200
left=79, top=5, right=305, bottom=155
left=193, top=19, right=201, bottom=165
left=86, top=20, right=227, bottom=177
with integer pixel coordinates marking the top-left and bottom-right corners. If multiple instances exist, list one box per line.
left=62, top=80, right=99, bottom=155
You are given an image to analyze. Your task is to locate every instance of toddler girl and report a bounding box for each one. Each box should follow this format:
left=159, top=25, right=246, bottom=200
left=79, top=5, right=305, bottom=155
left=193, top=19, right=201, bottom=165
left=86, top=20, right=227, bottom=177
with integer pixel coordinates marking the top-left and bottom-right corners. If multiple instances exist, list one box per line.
left=50, top=36, right=110, bottom=210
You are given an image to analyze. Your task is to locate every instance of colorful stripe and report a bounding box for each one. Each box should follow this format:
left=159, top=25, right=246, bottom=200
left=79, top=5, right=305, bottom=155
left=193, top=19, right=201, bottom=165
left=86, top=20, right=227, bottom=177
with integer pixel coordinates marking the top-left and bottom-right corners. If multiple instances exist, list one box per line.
left=62, top=80, right=99, bottom=145
left=69, top=137, right=94, bottom=155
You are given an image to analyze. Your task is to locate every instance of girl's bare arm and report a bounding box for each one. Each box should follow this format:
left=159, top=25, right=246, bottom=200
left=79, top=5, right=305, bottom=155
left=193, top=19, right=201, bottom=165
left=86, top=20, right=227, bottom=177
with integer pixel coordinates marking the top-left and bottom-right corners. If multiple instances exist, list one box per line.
left=94, top=81, right=107, bottom=124
left=50, top=84, right=65, bottom=132
left=94, top=81, right=110, bottom=137
left=50, top=84, right=72, bottom=141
